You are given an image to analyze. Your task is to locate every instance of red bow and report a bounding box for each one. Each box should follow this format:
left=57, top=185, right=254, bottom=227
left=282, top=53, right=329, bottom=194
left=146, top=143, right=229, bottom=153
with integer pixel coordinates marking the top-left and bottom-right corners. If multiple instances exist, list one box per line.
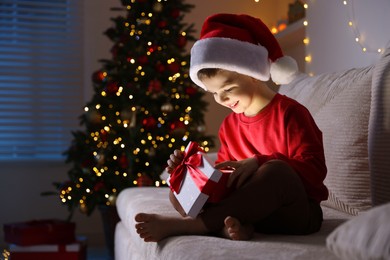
left=169, top=142, right=210, bottom=194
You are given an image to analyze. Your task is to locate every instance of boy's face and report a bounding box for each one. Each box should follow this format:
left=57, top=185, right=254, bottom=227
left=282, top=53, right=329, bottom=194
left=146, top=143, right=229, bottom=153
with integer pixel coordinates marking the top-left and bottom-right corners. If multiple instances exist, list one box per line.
left=201, top=70, right=260, bottom=116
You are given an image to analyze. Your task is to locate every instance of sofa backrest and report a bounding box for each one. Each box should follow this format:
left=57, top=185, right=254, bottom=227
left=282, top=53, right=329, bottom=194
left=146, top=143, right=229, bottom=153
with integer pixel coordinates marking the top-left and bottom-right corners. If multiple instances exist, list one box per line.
left=279, top=47, right=390, bottom=215
left=368, top=47, right=390, bottom=207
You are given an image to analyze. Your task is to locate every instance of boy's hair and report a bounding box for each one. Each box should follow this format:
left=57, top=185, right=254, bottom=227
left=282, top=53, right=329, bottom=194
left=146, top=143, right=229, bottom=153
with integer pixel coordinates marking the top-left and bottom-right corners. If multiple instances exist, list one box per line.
left=197, top=68, right=221, bottom=81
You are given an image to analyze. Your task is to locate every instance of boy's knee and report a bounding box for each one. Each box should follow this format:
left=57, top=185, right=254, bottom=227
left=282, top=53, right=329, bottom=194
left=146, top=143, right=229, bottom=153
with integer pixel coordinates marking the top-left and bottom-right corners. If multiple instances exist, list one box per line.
left=257, top=160, right=307, bottom=203
left=257, top=160, right=299, bottom=182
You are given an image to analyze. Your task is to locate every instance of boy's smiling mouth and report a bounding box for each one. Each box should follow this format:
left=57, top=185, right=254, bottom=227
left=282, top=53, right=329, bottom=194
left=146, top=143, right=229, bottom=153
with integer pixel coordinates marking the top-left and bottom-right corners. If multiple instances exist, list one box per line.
left=228, top=101, right=239, bottom=109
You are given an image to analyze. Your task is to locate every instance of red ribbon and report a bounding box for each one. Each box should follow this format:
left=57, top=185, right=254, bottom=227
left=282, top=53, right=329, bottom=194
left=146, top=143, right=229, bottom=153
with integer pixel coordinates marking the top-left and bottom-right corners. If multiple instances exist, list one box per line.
left=169, top=142, right=214, bottom=195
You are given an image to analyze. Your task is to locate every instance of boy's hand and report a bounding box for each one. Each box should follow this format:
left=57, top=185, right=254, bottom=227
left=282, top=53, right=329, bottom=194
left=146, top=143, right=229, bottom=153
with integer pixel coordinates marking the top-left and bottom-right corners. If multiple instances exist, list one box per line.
left=166, top=149, right=184, bottom=174
left=215, top=157, right=259, bottom=188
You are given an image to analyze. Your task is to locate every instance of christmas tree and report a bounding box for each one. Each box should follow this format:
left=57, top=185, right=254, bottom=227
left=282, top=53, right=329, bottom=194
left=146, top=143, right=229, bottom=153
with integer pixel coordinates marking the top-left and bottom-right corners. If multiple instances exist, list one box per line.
left=53, top=0, right=214, bottom=219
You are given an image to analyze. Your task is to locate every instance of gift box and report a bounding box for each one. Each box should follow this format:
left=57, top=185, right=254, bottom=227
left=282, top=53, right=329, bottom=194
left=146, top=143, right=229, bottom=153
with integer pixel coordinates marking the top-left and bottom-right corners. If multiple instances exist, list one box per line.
left=168, top=141, right=225, bottom=218
left=3, top=219, right=76, bottom=246
left=9, top=236, right=87, bottom=260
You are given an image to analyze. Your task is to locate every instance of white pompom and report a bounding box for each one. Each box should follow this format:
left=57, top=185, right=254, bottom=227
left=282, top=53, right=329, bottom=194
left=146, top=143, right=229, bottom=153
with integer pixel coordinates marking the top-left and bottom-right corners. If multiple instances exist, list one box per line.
left=270, top=56, right=299, bottom=85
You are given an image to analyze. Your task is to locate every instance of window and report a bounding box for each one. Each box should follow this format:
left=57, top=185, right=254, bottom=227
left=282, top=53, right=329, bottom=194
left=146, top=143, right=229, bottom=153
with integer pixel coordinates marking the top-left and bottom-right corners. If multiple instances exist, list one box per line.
left=0, top=0, right=83, bottom=160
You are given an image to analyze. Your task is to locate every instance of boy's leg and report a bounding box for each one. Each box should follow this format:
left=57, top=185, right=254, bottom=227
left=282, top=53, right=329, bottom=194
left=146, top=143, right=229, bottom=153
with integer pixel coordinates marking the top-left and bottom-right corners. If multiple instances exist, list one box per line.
left=135, top=213, right=209, bottom=242
left=200, top=160, right=322, bottom=235
left=135, top=159, right=321, bottom=242
left=135, top=190, right=207, bottom=242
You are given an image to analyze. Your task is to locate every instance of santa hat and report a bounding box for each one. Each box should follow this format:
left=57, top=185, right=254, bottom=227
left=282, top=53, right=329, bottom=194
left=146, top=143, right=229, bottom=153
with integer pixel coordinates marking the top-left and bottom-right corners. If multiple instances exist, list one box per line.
left=190, top=13, right=298, bottom=89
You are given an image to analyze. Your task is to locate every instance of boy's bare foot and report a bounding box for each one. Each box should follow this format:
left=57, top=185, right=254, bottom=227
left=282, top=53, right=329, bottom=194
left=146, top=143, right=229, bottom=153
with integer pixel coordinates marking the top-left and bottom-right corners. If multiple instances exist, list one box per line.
left=223, top=216, right=254, bottom=240
left=134, top=213, right=208, bottom=242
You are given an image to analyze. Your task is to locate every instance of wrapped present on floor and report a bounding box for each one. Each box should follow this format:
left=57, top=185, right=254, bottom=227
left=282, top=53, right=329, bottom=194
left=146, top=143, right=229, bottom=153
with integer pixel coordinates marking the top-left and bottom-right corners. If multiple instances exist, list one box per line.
left=3, top=219, right=76, bottom=246
left=167, top=141, right=228, bottom=218
left=8, top=236, right=87, bottom=260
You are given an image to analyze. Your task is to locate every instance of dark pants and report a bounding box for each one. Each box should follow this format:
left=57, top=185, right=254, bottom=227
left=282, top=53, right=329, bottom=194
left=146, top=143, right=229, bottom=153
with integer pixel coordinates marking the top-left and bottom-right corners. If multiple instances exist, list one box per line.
left=199, top=160, right=323, bottom=235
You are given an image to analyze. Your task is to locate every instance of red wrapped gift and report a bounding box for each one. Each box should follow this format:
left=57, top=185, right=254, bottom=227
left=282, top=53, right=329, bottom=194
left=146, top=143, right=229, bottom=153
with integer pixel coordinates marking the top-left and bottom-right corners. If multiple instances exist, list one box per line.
left=167, top=141, right=229, bottom=218
left=3, top=219, right=76, bottom=246
left=9, top=236, right=87, bottom=260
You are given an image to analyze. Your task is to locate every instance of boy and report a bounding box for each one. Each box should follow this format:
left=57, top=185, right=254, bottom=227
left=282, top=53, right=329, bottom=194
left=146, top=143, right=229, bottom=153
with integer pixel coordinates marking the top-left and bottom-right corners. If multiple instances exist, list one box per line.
left=135, top=13, right=328, bottom=242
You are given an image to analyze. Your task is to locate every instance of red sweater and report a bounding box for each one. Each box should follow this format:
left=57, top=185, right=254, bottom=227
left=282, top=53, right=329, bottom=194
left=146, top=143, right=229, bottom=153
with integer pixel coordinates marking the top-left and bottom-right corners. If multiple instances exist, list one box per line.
left=216, top=94, right=328, bottom=203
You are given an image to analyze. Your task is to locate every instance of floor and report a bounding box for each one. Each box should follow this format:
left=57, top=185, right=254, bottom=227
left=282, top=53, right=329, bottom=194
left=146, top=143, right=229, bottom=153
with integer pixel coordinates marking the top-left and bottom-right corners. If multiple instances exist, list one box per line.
left=2, top=242, right=111, bottom=259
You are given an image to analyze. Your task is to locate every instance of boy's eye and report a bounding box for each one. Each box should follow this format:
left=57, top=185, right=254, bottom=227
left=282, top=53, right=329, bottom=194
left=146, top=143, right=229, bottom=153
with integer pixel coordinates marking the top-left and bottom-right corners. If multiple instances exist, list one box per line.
left=224, top=87, right=234, bottom=93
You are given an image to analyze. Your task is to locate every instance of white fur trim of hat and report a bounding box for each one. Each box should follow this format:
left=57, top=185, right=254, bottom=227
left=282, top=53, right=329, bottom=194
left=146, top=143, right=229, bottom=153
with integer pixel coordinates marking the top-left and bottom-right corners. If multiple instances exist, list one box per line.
left=190, top=13, right=298, bottom=90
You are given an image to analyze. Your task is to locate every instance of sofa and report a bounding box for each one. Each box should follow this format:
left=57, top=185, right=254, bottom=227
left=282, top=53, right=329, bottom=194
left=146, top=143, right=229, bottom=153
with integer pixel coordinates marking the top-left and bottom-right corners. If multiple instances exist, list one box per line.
left=114, top=47, right=390, bottom=260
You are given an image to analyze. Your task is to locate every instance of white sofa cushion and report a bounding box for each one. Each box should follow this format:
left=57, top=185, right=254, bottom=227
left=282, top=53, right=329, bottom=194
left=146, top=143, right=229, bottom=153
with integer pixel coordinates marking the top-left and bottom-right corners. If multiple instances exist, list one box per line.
left=115, top=187, right=352, bottom=260
left=369, top=48, right=390, bottom=206
left=326, top=202, right=390, bottom=260
left=279, top=67, right=373, bottom=215
left=279, top=48, right=390, bottom=215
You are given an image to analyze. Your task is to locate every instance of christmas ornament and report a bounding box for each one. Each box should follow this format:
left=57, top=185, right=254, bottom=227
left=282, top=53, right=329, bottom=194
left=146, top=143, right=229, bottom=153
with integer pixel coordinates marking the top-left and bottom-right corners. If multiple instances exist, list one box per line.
left=148, top=79, right=162, bottom=93
left=142, top=116, right=157, bottom=129
left=161, top=102, right=174, bottom=113
left=96, top=153, right=105, bottom=165
left=155, top=62, right=166, bottom=73
left=119, top=153, right=129, bottom=169
left=106, top=82, right=119, bottom=94
left=136, top=174, right=153, bottom=187
left=108, top=194, right=117, bottom=206
left=185, top=86, right=198, bottom=96
left=170, top=121, right=186, bottom=135
left=137, top=55, right=148, bottom=65
left=92, top=70, right=106, bottom=84
left=170, top=9, right=180, bottom=19
left=158, top=20, right=167, bottom=29
left=168, top=61, right=180, bottom=73
left=177, top=35, right=187, bottom=48
left=100, top=130, right=108, bottom=142
left=148, top=44, right=158, bottom=53
left=94, top=181, right=105, bottom=192
left=129, top=111, right=137, bottom=128
left=153, top=3, right=163, bottom=12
